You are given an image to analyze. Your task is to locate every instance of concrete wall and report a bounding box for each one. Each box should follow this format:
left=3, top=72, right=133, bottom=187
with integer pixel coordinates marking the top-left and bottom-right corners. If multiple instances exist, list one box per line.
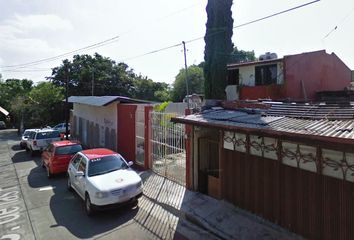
left=284, top=50, right=351, bottom=101
left=164, top=102, right=188, bottom=115
left=72, top=102, right=117, bottom=150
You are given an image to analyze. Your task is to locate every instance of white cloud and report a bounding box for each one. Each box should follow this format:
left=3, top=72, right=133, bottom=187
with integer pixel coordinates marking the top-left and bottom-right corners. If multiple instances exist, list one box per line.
left=10, top=14, right=73, bottom=32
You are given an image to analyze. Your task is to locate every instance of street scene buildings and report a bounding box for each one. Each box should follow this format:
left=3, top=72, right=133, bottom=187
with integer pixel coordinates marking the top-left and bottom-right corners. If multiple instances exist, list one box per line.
left=1, top=1, right=354, bottom=240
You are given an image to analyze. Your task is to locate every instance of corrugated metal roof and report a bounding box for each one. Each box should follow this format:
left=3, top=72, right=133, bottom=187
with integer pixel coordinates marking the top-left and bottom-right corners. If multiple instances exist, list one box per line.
left=173, top=105, right=354, bottom=140
left=267, top=103, right=354, bottom=119
left=68, top=96, right=149, bottom=106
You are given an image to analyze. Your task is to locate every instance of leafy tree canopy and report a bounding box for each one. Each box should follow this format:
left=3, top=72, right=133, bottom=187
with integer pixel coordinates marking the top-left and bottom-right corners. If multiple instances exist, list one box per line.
left=0, top=78, right=33, bottom=113
left=11, top=82, right=64, bottom=128
left=172, top=65, right=204, bottom=102
left=229, top=47, right=256, bottom=63
left=48, top=53, right=170, bottom=102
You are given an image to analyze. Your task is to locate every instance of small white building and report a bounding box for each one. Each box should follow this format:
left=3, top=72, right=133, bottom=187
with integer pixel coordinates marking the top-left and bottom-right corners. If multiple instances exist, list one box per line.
left=68, top=96, right=151, bottom=162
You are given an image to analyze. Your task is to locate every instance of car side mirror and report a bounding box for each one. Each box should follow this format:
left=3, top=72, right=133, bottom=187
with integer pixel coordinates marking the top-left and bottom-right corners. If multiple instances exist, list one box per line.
left=128, top=161, right=134, bottom=167
left=75, top=171, right=85, bottom=177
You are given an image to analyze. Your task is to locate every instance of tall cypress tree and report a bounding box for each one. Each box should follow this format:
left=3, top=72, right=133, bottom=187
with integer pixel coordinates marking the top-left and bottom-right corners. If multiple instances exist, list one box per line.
left=204, top=0, right=233, bottom=99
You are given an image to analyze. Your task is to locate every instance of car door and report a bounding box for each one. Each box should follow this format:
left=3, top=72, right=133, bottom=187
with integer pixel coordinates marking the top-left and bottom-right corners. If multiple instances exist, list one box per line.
left=27, top=132, right=35, bottom=149
left=68, top=154, right=82, bottom=191
left=42, top=144, right=53, bottom=166
left=76, top=157, right=87, bottom=198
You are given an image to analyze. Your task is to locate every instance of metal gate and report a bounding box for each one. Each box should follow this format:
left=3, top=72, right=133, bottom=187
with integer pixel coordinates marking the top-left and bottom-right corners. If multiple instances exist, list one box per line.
left=150, top=111, right=186, bottom=185
left=135, top=105, right=145, bottom=166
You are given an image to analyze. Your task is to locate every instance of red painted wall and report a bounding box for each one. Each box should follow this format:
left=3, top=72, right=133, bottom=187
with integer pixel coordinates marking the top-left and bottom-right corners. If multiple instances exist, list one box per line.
left=117, top=104, right=137, bottom=161
left=238, top=50, right=351, bottom=101
left=284, top=50, right=351, bottom=101
left=240, top=85, right=286, bottom=100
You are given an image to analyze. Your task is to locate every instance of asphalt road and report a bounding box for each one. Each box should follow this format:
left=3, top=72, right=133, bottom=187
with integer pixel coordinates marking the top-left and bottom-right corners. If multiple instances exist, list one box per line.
left=0, top=129, right=192, bottom=240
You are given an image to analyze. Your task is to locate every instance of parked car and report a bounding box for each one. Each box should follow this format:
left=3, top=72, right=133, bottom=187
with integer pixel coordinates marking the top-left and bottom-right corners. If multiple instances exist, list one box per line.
left=20, top=129, right=38, bottom=149
left=41, top=140, right=82, bottom=178
left=53, top=123, right=70, bottom=134
left=0, top=121, right=6, bottom=129
left=67, top=148, right=143, bottom=216
left=26, top=129, right=61, bottom=156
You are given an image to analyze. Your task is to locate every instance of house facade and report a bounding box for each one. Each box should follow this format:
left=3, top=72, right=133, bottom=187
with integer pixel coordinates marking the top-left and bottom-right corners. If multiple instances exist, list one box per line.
left=227, top=50, right=352, bottom=101
left=173, top=101, right=354, bottom=240
left=69, top=96, right=152, bottom=166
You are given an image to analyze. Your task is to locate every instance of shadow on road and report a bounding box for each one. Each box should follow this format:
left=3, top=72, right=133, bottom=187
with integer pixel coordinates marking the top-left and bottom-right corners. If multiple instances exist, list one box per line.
left=10, top=138, right=139, bottom=239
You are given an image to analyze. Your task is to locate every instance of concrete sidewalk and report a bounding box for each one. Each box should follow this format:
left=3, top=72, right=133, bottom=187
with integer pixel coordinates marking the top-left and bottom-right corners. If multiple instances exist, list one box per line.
left=140, top=170, right=302, bottom=240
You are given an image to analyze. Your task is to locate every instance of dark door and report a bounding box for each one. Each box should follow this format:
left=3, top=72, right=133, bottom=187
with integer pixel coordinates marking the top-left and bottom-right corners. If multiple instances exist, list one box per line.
left=117, top=104, right=137, bottom=162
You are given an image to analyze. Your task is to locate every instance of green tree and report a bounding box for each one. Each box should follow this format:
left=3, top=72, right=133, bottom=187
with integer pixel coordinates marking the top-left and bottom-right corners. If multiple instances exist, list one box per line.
left=29, top=82, right=64, bottom=127
left=172, top=65, right=204, bottom=102
left=229, top=47, right=256, bottom=63
left=132, top=76, right=171, bottom=102
left=11, top=82, right=64, bottom=128
left=49, top=53, right=135, bottom=97
left=0, top=79, right=33, bottom=114
left=204, top=0, right=233, bottom=99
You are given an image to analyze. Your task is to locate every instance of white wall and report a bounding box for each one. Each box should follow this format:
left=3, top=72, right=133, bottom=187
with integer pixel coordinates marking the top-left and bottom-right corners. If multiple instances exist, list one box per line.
left=73, top=103, right=117, bottom=130
left=238, top=62, right=284, bottom=86
left=73, top=102, right=117, bottom=148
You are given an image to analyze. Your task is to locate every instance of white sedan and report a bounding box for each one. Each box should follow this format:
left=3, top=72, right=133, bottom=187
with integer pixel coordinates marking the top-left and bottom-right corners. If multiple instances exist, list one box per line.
left=67, top=148, right=143, bottom=216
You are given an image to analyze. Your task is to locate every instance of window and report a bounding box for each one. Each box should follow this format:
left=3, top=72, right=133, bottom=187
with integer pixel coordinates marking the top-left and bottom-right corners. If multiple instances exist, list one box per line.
left=55, top=144, right=82, bottom=155
left=36, top=131, right=60, bottom=139
left=71, top=155, right=82, bottom=169
left=47, top=144, right=54, bottom=153
left=78, top=159, right=87, bottom=173
left=88, top=155, right=128, bottom=177
left=23, top=130, right=32, bottom=137
left=29, top=132, right=36, bottom=139
left=227, top=69, right=239, bottom=85
left=255, top=64, right=278, bottom=85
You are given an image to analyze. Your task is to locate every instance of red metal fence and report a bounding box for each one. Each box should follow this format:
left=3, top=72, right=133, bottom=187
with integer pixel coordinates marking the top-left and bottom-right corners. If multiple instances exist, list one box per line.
left=222, top=147, right=354, bottom=240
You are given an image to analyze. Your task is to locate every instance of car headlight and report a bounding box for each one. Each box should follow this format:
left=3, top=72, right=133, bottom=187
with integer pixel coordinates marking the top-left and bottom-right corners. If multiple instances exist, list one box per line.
left=95, top=191, right=109, bottom=198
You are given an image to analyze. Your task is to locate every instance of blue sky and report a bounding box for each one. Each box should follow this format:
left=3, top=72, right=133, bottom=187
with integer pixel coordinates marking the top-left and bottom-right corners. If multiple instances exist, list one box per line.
left=0, top=0, right=353, bottom=84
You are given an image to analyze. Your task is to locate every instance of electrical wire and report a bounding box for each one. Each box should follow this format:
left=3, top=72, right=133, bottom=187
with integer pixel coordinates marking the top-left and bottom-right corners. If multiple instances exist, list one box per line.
left=0, top=36, right=120, bottom=69
left=1, top=0, right=320, bottom=70
left=123, top=0, right=321, bottom=61
left=0, top=3, right=202, bottom=71
left=323, top=5, right=354, bottom=39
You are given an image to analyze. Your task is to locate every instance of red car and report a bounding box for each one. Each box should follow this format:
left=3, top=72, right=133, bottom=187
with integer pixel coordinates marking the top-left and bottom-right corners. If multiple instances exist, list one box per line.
left=41, top=140, right=83, bottom=178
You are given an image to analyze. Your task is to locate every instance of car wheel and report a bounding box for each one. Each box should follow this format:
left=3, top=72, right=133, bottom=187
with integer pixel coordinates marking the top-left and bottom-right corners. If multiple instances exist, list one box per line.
left=85, top=194, right=95, bottom=216
left=67, top=177, right=72, bottom=191
left=46, top=166, right=52, bottom=179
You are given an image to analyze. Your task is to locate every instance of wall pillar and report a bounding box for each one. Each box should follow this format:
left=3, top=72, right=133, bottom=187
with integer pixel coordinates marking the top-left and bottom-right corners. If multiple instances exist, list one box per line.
left=144, top=106, right=153, bottom=170
left=185, top=109, right=192, bottom=189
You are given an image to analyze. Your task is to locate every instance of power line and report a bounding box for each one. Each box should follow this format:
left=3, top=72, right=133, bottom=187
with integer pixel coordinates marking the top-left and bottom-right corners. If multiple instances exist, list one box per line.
left=1, top=68, right=51, bottom=73
left=1, top=0, right=320, bottom=70
left=122, top=43, right=182, bottom=62
left=0, top=35, right=120, bottom=69
left=124, top=0, right=320, bottom=61
left=323, top=5, right=354, bottom=39
left=0, top=3, right=201, bottom=71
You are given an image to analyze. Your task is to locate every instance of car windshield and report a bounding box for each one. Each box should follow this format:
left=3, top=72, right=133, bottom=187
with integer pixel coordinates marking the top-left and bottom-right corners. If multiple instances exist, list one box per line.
left=23, top=131, right=32, bottom=137
left=36, top=131, right=60, bottom=139
left=88, top=155, right=128, bottom=177
left=55, top=144, right=82, bottom=155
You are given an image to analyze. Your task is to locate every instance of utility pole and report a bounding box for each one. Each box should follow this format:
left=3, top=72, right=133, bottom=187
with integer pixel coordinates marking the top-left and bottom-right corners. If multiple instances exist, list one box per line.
left=91, top=68, right=94, bottom=96
left=182, top=41, right=190, bottom=109
left=65, top=66, right=69, bottom=140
